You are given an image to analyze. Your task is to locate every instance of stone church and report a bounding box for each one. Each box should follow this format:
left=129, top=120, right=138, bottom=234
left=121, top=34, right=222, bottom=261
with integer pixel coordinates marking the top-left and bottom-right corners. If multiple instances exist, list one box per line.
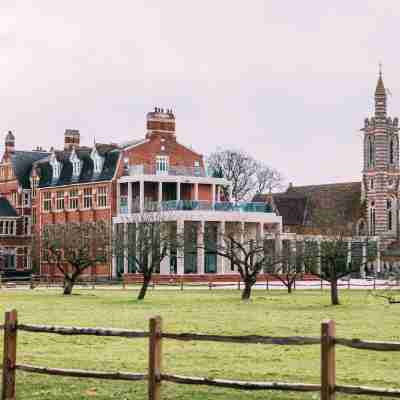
left=255, top=72, right=400, bottom=261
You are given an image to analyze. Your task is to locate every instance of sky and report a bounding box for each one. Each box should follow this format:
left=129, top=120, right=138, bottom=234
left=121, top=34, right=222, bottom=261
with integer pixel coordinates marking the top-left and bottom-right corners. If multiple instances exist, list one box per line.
left=1, top=1, right=400, bottom=188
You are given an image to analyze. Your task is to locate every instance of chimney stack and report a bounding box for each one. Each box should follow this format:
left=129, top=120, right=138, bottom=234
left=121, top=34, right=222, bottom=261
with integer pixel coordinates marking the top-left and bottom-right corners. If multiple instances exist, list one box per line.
left=146, top=107, right=175, bottom=139
left=64, top=129, right=80, bottom=150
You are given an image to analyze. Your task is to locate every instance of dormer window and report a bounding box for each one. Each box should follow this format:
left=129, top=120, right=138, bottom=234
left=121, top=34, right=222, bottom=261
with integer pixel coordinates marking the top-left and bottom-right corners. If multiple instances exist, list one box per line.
left=91, top=148, right=104, bottom=174
left=50, top=153, right=61, bottom=180
left=70, top=149, right=82, bottom=177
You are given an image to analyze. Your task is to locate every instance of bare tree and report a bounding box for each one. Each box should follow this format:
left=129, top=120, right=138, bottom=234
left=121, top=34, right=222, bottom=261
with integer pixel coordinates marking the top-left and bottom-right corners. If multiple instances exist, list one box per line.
left=113, top=213, right=181, bottom=300
left=197, top=224, right=279, bottom=300
left=207, top=149, right=283, bottom=201
left=41, top=221, right=111, bottom=295
left=266, top=240, right=306, bottom=293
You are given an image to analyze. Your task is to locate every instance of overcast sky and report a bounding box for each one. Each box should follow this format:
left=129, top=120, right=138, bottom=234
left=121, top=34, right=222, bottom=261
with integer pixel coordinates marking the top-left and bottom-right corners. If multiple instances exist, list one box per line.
left=1, top=1, right=399, bottom=187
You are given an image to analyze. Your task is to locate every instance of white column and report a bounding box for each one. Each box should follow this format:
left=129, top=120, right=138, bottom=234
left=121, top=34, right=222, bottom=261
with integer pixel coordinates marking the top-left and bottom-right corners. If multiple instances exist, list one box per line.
left=211, top=184, right=216, bottom=207
left=347, top=240, right=352, bottom=267
left=112, top=225, right=117, bottom=277
left=123, top=224, right=128, bottom=274
left=160, top=224, right=170, bottom=274
left=194, top=183, right=199, bottom=201
left=217, top=221, right=225, bottom=273
left=197, top=221, right=205, bottom=274
left=158, top=181, right=163, bottom=209
left=139, top=180, right=144, bottom=213
left=177, top=182, right=181, bottom=202
left=177, top=219, right=184, bottom=275
left=128, top=182, right=132, bottom=214
left=216, top=185, right=221, bottom=202
left=256, top=222, right=265, bottom=271
left=361, top=240, right=367, bottom=278
left=376, top=239, right=381, bottom=273
left=275, top=232, right=282, bottom=267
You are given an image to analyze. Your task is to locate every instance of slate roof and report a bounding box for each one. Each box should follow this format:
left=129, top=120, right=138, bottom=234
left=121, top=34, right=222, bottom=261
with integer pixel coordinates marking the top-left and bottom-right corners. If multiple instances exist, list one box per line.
left=254, top=182, right=362, bottom=228
left=35, top=144, right=120, bottom=188
left=10, top=151, right=50, bottom=189
left=0, top=197, right=18, bottom=217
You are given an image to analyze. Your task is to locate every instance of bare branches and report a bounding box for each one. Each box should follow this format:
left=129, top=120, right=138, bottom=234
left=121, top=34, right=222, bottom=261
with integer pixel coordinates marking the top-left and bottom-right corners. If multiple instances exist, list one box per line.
left=41, top=221, right=112, bottom=295
left=207, top=149, right=283, bottom=201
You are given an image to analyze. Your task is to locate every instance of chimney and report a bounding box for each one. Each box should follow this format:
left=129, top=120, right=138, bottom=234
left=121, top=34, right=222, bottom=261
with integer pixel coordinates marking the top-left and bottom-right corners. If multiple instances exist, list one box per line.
left=5, top=131, right=15, bottom=154
left=64, top=129, right=80, bottom=150
left=146, top=107, right=175, bottom=139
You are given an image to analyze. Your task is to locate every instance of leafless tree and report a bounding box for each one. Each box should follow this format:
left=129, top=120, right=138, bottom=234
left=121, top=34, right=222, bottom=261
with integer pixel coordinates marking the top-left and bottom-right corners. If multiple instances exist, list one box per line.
left=41, top=221, right=111, bottom=295
left=113, top=213, right=181, bottom=300
left=266, top=240, right=306, bottom=293
left=197, top=224, right=279, bottom=300
left=207, top=149, right=283, bottom=201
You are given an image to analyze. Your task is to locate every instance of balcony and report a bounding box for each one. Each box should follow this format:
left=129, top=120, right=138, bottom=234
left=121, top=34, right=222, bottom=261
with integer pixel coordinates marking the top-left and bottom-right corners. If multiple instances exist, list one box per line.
left=124, top=164, right=207, bottom=178
left=119, top=200, right=272, bottom=214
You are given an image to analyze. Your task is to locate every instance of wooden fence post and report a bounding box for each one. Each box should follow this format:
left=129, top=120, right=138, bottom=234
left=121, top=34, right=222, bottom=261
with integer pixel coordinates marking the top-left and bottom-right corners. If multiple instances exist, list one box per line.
left=148, top=316, right=162, bottom=400
left=2, top=309, right=18, bottom=400
left=321, top=320, right=336, bottom=400
left=320, top=279, right=323, bottom=290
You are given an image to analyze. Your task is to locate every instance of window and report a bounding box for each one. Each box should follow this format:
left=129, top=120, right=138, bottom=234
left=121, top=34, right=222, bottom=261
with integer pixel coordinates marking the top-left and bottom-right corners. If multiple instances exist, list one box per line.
left=72, top=160, right=81, bottom=176
left=369, top=201, right=376, bottom=235
left=51, top=160, right=61, bottom=179
left=387, top=198, right=393, bottom=231
left=370, top=178, right=374, bottom=190
left=43, top=192, right=52, bottom=211
left=69, top=189, right=79, bottom=209
left=31, top=177, right=39, bottom=199
left=390, top=139, right=394, bottom=165
left=156, top=156, right=169, bottom=174
left=367, top=136, right=375, bottom=168
left=56, top=191, right=64, bottom=210
left=11, top=191, right=18, bottom=206
left=83, top=188, right=92, bottom=208
left=23, top=192, right=30, bottom=207
left=32, top=208, right=36, bottom=225
left=0, top=220, right=16, bottom=235
left=23, top=216, right=30, bottom=235
left=97, top=186, right=107, bottom=207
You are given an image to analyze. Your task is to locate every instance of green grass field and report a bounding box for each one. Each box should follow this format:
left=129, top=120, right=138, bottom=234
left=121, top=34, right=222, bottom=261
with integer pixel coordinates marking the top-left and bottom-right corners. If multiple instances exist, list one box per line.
left=1, top=288, right=400, bottom=399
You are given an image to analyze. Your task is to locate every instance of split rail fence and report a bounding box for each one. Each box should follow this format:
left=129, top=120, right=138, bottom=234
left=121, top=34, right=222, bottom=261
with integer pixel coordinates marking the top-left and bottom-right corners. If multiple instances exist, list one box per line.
left=2, top=309, right=400, bottom=400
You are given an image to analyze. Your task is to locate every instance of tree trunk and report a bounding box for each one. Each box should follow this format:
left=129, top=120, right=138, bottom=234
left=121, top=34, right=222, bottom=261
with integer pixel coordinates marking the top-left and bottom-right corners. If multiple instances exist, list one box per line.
left=137, top=277, right=151, bottom=300
left=287, top=282, right=292, bottom=294
left=330, top=279, right=340, bottom=305
left=241, top=281, right=253, bottom=301
left=63, top=277, right=75, bottom=295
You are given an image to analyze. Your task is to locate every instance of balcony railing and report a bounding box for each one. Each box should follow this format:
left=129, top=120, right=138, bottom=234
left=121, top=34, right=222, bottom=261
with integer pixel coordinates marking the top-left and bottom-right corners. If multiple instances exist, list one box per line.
left=125, top=164, right=207, bottom=177
left=119, top=200, right=272, bottom=214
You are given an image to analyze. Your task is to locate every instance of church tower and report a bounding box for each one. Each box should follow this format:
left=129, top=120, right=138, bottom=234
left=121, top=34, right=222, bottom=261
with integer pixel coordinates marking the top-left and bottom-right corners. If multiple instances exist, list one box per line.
left=362, top=69, right=400, bottom=244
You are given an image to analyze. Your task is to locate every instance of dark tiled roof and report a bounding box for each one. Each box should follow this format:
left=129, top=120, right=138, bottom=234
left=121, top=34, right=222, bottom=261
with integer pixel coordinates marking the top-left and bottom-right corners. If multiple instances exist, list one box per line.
left=11, top=151, right=50, bottom=189
left=0, top=197, right=18, bottom=217
left=254, top=182, right=362, bottom=228
left=36, top=144, right=120, bottom=188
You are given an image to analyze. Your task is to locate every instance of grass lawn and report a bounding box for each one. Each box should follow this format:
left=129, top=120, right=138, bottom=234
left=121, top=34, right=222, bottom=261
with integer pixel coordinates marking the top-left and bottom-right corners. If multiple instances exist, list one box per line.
left=1, top=288, right=400, bottom=399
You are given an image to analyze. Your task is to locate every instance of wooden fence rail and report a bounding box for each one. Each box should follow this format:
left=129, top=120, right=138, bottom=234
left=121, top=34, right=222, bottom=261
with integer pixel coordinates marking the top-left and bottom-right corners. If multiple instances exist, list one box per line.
left=2, top=310, right=400, bottom=399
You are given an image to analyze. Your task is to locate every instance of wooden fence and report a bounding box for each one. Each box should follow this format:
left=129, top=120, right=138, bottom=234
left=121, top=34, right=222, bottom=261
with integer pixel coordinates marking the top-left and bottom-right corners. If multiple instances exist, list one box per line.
left=2, top=309, right=400, bottom=399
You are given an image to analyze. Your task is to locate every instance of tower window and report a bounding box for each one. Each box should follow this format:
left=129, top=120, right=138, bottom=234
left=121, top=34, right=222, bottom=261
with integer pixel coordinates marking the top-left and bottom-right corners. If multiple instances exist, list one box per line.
left=390, top=138, right=395, bottom=165
left=370, top=178, right=374, bottom=190
left=367, top=136, right=375, bottom=168
left=387, top=198, right=394, bottom=232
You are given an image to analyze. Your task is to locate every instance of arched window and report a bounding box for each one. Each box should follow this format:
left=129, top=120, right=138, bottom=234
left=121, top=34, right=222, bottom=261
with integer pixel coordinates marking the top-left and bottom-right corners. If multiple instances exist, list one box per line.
left=390, top=139, right=394, bottom=165
left=387, top=198, right=395, bottom=232
left=369, top=201, right=376, bottom=235
left=367, top=136, right=375, bottom=168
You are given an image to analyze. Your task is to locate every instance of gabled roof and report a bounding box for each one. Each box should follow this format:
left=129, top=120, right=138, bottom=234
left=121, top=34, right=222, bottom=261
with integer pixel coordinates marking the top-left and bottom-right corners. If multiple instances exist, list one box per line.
left=10, top=150, right=50, bottom=189
left=36, top=144, right=120, bottom=188
left=0, top=197, right=18, bottom=217
left=254, top=182, right=362, bottom=228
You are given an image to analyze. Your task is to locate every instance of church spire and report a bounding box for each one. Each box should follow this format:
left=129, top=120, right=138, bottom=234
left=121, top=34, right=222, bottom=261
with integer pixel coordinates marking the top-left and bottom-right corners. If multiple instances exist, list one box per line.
left=375, top=63, right=386, bottom=118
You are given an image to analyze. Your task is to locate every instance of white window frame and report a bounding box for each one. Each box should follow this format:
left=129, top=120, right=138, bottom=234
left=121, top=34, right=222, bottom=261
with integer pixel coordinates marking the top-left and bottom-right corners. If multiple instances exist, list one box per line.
left=83, top=188, right=93, bottom=209
left=97, top=186, right=107, bottom=208
left=91, top=148, right=104, bottom=174
left=43, top=192, right=52, bottom=211
left=56, top=191, right=65, bottom=210
left=156, top=155, right=169, bottom=175
left=69, top=189, right=79, bottom=210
